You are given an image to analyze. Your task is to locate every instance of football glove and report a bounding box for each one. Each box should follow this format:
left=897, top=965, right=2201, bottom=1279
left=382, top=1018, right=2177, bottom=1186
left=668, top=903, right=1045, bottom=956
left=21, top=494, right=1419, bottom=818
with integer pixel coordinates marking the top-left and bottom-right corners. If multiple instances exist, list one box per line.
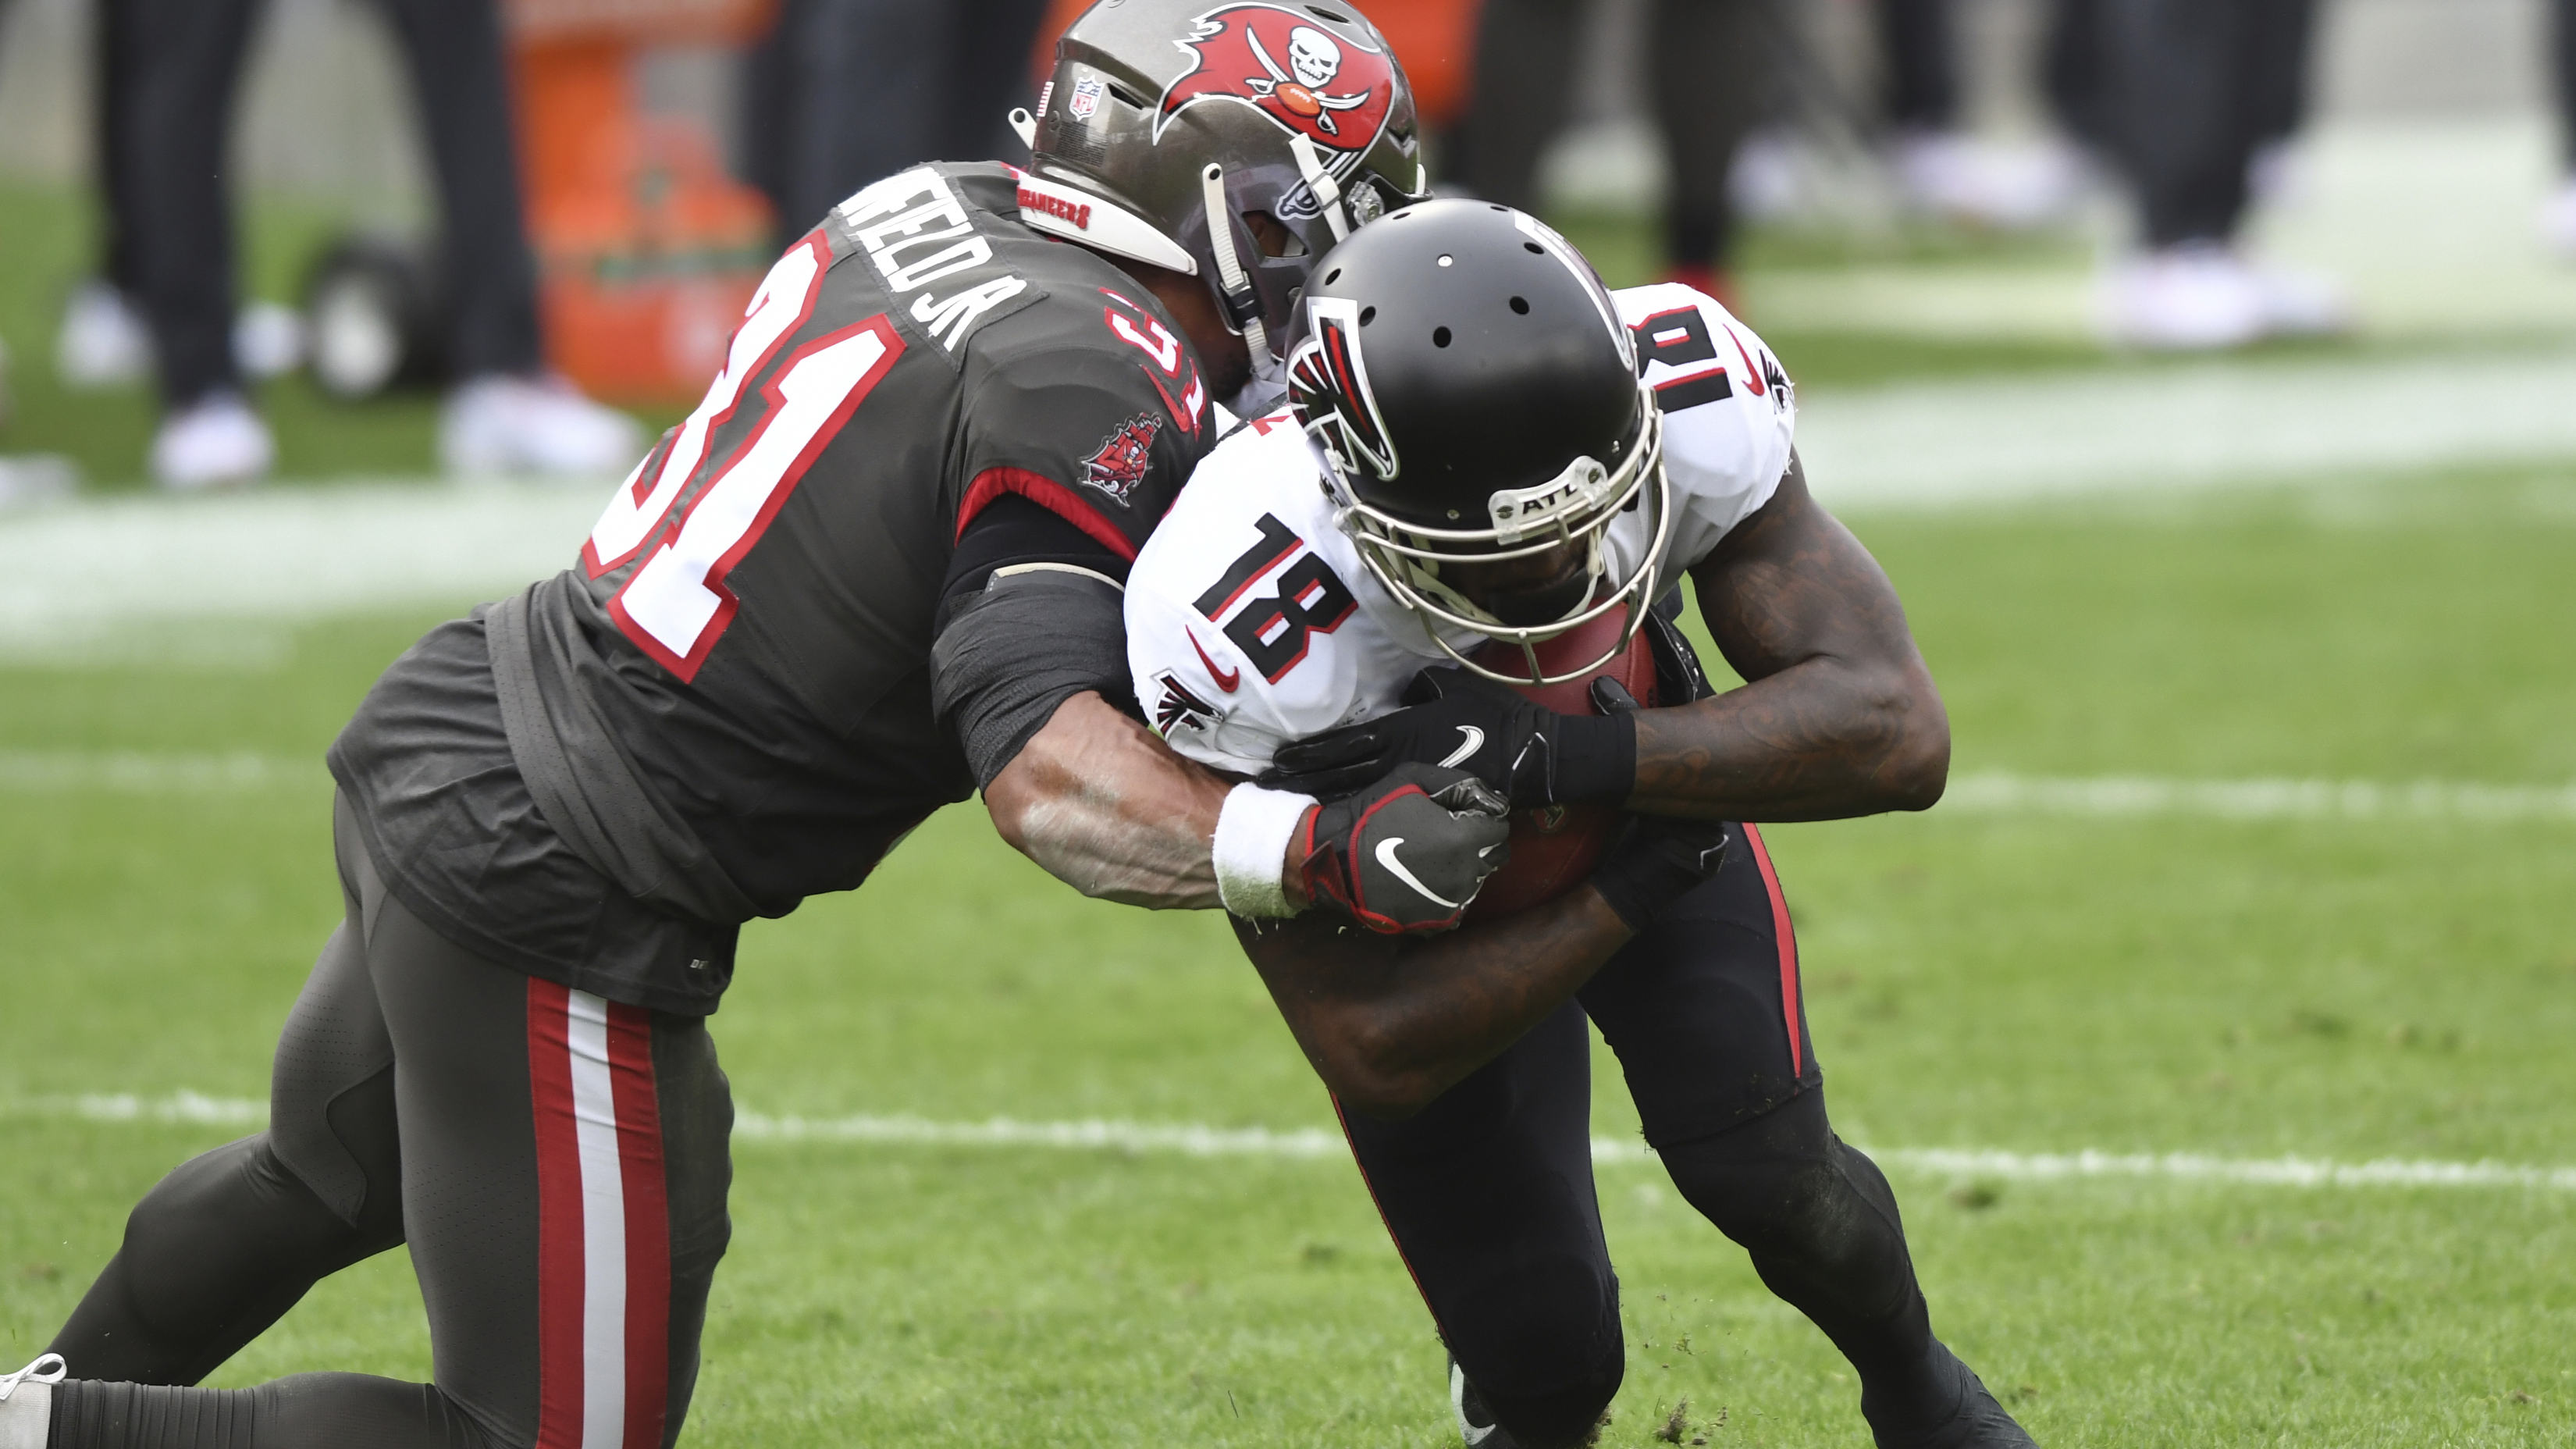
left=1583, top=677, right=1731, bottom=931
left=1300, top=764, right=1512, bottom=935
left=1262, top=667, right=1637, bottom=808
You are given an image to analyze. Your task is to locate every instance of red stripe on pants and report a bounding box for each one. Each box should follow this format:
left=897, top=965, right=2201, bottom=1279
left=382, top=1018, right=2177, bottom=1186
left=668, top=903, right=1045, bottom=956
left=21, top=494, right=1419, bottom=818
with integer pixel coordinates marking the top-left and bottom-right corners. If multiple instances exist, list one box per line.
left=604, top=1001, right=671, bottom=1449
left=527, top=979, right=589, bottom=1449
left=1739, top=824, right=1806, bottom=1075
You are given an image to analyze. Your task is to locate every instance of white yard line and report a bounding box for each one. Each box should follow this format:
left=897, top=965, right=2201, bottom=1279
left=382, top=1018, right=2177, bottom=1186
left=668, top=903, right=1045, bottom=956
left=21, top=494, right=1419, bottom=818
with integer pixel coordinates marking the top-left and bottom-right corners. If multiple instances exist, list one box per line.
left=1940, top=772, right=2576, bottom=822
left=5, top=345, right=2576, bottom=659
left=0, top=750, right=311, bottom=792
left=8, top=753, right=2570, bottom=825
left=11, top=1095, right=2571, bottom=1192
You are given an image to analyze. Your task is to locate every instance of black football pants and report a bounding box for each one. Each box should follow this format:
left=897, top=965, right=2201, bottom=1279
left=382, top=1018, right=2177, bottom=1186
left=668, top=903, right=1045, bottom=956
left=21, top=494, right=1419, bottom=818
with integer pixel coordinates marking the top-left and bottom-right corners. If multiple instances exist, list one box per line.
left=738, top=0, right=1051, bottom=249
left=97, top=0, right=543, bottom=408
left=41, top=794, right=731, bottom=1449
left=2052, top=0, right=2318, bottom=247
left=1340, top=827, right=1955, bottom=1449
left=1457, top=0, right=1771, bottom=272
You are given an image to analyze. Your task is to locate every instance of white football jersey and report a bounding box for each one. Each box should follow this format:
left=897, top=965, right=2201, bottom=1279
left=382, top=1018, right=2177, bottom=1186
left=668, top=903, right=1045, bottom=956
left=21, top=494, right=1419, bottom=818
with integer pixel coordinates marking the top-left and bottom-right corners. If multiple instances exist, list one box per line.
left=1126, top=283, right=1795, bottom=777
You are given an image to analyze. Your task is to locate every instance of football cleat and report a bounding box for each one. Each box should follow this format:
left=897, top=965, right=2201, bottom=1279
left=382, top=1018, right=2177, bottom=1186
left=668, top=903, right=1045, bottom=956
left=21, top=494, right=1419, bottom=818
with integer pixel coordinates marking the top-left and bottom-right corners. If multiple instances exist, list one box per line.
left=1866, top=1344, right=2038, bottom=1449
left=152, top=391, right=275, bottom=490
left=0, top=1354, right=67, bottom=1449
left=1450, top=1356, right=1508, bottom=1447
left=439, top=373, right=644, bottom=479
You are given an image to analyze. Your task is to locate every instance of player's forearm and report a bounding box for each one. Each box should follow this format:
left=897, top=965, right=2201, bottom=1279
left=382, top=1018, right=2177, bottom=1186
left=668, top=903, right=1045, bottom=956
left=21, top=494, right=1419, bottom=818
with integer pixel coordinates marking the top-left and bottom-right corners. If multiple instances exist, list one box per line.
left=1628, top=653, right=1948, bottom=821
left=987, top=691, right=1307, bottom=910
left=1235, top=888, right=1632, bottom=1119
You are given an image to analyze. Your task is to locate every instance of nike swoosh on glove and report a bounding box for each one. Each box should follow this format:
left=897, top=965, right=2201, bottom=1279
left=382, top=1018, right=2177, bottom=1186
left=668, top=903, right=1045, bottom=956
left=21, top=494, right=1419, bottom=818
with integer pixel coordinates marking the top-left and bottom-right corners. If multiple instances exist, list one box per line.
left=1261, top=667, right=1637, bottom=808
left=1300, top=764, right=1513, bottom=935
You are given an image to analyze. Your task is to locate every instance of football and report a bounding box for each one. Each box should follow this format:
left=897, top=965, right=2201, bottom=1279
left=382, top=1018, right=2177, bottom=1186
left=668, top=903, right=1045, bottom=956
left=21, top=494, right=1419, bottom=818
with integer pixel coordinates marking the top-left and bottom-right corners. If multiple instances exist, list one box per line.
left=1460, top=611, right=1657, bottom=921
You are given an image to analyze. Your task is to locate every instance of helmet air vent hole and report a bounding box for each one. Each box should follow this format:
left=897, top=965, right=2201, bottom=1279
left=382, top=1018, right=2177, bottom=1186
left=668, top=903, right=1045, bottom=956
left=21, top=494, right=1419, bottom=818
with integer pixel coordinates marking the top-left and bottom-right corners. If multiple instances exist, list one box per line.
left=1307, top=5, right=1353, bottom=20
left=1360, top=306, right=1376, bottom=326
left=1325, top=268, right=1342, bottom=285
left=1509, top=295, right=1528, bottom=314
left=1433, top=326, right=1452, bottom=347
left=1523, top=241, right=1543, bottom=254
left=1107, top=82, right=1148, bottom=109
left=1490, top=204, right=1507, bottom=212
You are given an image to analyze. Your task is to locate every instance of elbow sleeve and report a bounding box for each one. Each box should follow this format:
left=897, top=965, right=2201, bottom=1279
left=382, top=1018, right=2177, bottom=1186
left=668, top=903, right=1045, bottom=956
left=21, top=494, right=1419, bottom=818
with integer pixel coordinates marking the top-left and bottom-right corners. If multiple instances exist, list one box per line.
left=930, top=567, right=1132, bottom=789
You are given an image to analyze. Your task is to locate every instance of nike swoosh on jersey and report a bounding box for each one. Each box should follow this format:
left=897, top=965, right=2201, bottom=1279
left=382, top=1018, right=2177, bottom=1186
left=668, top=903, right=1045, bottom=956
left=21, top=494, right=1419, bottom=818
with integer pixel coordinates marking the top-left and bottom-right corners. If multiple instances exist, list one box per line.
left=1189, top=629, right=1241, bottom=692
left=1437, top=725, right=1485, bottom=770
left=1374, top=837, right=1464, bottom=910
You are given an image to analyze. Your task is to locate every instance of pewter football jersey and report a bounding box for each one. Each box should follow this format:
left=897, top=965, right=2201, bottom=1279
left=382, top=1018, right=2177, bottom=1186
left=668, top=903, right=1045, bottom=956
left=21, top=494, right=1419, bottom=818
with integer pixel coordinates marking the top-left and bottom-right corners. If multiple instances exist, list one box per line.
left=331, top=162, right=1219, bottom=1013
left=1124, top=283, right=1795, bottom=777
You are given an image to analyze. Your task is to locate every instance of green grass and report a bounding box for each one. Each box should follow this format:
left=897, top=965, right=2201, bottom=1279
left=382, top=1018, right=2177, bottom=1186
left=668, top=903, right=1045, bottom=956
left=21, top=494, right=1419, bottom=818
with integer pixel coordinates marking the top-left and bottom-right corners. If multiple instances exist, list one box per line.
left=3, top=462, right=2573, bottom=1444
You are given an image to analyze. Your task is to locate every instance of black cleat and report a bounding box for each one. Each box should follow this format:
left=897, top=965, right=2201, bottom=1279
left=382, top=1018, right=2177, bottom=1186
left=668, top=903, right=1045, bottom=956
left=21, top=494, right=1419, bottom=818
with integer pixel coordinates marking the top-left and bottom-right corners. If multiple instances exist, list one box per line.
left=1867, top=1343, right=2037, bottom=1449
left=1451, top=1355, right=1510, bottom=1447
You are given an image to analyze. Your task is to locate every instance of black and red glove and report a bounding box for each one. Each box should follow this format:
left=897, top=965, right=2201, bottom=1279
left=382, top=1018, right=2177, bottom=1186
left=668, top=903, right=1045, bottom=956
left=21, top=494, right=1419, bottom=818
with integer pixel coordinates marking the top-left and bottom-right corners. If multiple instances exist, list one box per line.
left=1300, top=764, right=1512, bottom=935
left=1263, top=667, right=1636, bottom=807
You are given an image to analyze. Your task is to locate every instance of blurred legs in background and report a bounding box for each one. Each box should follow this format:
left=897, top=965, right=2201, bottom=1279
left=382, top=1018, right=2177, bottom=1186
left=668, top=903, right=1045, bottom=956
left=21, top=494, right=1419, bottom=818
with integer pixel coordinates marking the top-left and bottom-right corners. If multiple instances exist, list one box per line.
left=741, top=0, right=1050, bottom=250
left=1875, top=0, right=2082, bottom=229
left=2545, top=0, right=2576, bottom=255
left=66, top=0, right=638, bottom=488
left=2083, top=0, right=2344, bottom=349
left=1460, top=0, right=1768, bottom=304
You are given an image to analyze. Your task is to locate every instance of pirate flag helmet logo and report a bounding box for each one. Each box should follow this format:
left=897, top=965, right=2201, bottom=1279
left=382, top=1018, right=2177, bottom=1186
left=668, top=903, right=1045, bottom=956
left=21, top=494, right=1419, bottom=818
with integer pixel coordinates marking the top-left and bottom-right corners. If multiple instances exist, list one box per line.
left=1153, top=4, right=1399, bottom=158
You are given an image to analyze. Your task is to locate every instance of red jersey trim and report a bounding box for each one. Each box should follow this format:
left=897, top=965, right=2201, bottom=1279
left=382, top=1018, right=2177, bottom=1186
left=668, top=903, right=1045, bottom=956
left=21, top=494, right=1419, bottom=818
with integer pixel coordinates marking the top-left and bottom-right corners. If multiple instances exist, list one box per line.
left=955, top=467, right=1141, bottom=562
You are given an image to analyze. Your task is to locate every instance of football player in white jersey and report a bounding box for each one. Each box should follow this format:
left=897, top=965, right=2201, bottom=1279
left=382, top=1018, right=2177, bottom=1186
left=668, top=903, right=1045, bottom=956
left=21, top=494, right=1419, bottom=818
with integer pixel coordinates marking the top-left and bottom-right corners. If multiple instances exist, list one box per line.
left=1125, top=202, right=2036, bottom=1449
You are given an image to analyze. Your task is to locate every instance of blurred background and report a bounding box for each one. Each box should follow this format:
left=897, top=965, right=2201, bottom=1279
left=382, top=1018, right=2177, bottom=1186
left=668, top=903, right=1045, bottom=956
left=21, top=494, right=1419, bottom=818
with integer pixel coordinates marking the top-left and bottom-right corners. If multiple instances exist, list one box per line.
left=3, top=0, right=2575, bottom=497
left=3, top=5, right=2574, bottom=1441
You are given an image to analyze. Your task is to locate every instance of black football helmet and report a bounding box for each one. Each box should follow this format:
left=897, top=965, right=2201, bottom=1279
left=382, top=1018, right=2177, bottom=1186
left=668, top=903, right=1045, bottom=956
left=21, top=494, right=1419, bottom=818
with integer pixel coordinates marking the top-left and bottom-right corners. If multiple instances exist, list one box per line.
left=1019, top=1, right=1430, bottom=404
left=1287, top=199, right=1672, bottom=686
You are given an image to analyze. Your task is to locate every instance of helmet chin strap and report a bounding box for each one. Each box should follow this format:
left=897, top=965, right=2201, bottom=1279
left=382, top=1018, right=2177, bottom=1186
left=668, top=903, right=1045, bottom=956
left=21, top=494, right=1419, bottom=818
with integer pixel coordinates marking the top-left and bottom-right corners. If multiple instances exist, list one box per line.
left=1201, top=162, right=1290, bottom=418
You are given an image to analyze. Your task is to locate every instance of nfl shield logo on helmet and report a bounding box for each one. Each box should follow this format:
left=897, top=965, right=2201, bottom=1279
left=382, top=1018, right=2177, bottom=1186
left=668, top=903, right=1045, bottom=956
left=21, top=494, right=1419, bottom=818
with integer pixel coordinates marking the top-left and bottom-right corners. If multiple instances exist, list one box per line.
left=1069, top=77, right=1104, bottom=120
left=1152, top=4, right=1397, bottom=156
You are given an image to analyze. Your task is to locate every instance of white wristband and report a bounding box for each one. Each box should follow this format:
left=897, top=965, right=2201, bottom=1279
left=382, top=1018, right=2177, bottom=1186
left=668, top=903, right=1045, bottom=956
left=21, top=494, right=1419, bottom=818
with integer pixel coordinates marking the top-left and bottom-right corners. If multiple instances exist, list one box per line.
left=1212, top=781, right=1316, bottom=918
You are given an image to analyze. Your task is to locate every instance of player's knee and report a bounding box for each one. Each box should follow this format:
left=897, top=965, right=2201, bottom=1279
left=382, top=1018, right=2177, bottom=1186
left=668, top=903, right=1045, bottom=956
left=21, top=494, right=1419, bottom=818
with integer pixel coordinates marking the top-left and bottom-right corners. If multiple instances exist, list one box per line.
left=1446, top=1255, right=1624, bottom=1447
left=1660, top=1099, right=1903, bottom=1282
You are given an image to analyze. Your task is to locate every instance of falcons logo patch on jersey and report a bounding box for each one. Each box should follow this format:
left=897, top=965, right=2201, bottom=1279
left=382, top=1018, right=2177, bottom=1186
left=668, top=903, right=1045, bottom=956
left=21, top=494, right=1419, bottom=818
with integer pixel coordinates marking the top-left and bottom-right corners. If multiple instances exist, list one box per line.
left=1152, top=671, right=1219, bottom=735
left=1082, top=413, right=1162, bottom=505
left=1153, top=5, right=1397, bottom=152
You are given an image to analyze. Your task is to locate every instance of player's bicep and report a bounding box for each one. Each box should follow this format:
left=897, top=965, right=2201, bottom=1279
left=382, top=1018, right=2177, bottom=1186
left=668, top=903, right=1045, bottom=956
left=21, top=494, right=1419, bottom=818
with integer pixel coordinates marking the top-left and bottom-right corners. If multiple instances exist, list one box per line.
left=1688, top=455, right=1915, bottom=684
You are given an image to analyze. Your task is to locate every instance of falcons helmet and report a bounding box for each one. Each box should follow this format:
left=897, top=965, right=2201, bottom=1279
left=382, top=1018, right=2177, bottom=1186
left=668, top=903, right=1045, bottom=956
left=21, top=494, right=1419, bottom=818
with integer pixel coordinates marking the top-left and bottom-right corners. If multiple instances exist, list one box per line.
left=1018, top=1, right=1429, bottom=405
left=1287, top=199, right=1673, bottom=687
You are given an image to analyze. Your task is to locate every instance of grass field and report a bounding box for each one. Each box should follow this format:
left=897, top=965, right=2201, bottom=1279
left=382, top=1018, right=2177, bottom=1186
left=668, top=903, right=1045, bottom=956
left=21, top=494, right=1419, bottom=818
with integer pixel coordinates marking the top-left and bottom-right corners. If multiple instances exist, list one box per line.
left=4, top=180, right=2576, bottom=1446
left=4, top=461, right=2573, bottom=1447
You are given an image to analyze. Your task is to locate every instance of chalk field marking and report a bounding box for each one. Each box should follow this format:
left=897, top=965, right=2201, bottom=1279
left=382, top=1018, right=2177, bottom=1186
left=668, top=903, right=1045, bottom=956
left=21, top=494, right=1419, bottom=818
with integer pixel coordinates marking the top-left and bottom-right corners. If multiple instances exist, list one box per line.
left=1940, top=772, right=2576, bottom=822
left=7, top=753, right=2571, bottom=828
left=12, top=1095, right=2572, bottom=1193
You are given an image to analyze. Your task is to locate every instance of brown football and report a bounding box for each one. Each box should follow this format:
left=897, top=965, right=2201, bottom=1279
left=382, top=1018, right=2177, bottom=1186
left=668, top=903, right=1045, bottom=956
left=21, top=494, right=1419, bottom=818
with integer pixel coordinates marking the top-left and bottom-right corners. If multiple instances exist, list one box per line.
left=1461, top=611, right=1657, bottom=922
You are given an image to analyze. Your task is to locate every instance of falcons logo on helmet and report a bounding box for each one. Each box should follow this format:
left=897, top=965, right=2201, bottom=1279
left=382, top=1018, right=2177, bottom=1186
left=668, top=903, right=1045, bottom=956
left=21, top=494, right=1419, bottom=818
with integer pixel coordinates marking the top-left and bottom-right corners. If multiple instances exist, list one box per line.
left=1288, top=297, right=1398, bottom=482
left=1153, top=5, right=1397, bottom=153
left=1082, top=413, right=1162, bottom=505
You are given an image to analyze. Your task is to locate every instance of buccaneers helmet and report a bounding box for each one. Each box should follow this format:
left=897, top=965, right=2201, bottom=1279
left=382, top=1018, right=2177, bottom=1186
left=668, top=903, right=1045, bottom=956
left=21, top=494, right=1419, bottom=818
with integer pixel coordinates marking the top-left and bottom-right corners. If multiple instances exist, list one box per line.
left=1019, top=1, right=1429, bottom=401
left=1286, top=199, right=1673, bottom=686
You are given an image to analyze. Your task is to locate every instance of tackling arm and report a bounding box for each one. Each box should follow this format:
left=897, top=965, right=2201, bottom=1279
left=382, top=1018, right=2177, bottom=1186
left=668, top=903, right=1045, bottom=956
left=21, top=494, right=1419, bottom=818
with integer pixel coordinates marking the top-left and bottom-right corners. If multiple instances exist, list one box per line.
left=984, top=690, right=1300, bottom=910
left=1630, top=453, right=1950, bottom=820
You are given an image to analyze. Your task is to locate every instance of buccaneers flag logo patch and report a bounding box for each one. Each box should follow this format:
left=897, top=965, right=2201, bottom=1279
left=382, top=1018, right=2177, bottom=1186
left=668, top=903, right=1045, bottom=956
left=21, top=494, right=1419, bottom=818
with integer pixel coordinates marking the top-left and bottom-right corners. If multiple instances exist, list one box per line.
left=1153, top=5, right=1397, bottom=155
left=1082, top=413, right=1162, bottom=505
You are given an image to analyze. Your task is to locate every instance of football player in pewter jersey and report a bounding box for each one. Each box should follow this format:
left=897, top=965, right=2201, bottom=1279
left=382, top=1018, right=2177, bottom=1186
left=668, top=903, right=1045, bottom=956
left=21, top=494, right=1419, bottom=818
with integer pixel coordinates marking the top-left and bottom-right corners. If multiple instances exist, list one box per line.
left=1, top=6, right=1519, bottom=1449
left=1125, top=202, right=2037, bottom=1449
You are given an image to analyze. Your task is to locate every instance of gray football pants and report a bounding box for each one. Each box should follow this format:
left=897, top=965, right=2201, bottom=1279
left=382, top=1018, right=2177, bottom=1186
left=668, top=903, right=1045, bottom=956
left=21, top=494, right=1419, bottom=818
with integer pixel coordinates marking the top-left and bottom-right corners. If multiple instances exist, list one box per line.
left=42, top=795, right=732, bottom=1449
